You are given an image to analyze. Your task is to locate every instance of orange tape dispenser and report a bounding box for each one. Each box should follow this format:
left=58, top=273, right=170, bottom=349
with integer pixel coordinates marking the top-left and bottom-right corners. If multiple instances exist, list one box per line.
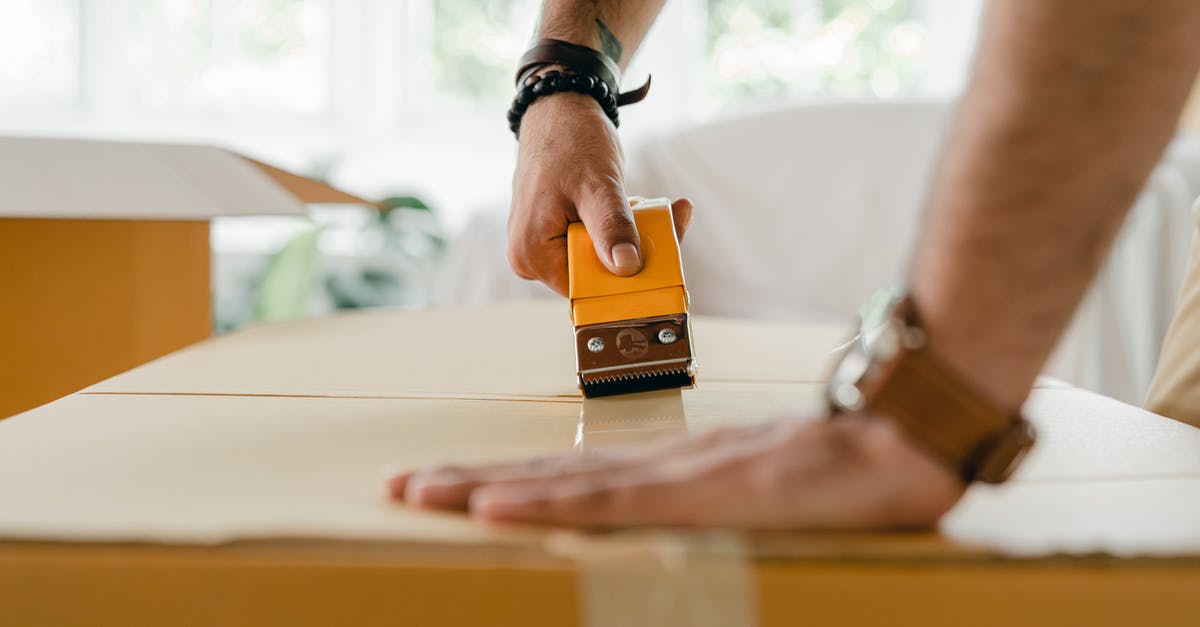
left=567, top=197, right=697, bottom=398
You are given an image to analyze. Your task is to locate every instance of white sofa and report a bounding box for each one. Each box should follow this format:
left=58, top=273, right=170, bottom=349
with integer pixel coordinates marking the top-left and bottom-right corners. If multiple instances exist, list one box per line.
left=435, top=101, right=1200, bottom=404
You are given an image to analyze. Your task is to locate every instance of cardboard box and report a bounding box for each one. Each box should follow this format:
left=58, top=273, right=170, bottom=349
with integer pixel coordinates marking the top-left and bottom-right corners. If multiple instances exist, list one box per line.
left=1, top=302, right=1199, bottom=625
left=0, top=136, right=373, bottom=418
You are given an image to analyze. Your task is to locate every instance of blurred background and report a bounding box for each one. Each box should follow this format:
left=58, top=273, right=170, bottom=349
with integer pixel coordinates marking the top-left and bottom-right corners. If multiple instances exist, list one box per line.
left=4, top=0, right=1199, bottom=404
left=1, top=0, right=981, bottom=221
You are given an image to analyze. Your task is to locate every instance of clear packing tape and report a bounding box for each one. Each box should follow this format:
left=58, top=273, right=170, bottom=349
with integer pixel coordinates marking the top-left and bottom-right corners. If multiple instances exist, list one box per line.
left=547, top=530, right=757, bottom=627
left=566, top=389, right=758, bottom=627
left=575, top=389, right=688, bottom=451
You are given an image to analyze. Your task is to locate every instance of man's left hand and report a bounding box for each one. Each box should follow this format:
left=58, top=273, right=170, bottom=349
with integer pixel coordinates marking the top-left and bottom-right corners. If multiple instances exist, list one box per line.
left=389, top=414, right=964, bottom=529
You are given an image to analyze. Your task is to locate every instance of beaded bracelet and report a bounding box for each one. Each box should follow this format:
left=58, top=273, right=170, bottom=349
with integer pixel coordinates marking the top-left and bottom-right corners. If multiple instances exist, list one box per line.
left=507, top=69, right=619, bottom=138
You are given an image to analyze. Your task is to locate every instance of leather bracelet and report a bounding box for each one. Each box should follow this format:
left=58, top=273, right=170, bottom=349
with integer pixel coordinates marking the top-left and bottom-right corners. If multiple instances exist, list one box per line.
left=507, top=69, right=618, bottom=138
left=516, top=39, right=651, bottom=108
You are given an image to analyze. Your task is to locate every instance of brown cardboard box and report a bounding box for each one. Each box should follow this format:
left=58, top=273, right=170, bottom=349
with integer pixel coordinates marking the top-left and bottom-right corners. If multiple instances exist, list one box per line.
left=0, top=137, right=372, bottom=418
left=1, top=302, right=1199, bottom=625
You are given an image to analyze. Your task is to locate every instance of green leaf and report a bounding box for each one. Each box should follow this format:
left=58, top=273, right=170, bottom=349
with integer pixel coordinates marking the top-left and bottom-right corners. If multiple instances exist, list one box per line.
left=380, top=195, right=431, bottom=212
left=254, top=227, right=321, bottom=323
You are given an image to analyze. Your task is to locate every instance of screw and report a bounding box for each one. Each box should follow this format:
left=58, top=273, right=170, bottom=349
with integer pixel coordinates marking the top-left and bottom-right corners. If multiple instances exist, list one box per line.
left=587, top=337, right=605, bottom=352
left=657, top=329, right=678, bottom=344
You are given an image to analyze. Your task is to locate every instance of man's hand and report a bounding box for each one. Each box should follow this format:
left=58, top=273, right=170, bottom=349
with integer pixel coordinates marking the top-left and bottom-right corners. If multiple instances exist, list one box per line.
left=508, top=89, right=692, bottom=296
left=388, top=415, right=964, bottom=529
left=506, top=0, right=676, bottom=294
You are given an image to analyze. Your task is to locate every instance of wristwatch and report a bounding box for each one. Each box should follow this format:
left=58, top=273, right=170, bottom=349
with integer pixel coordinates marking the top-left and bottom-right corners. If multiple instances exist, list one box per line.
left=826, top=288, right=1037, bottom=484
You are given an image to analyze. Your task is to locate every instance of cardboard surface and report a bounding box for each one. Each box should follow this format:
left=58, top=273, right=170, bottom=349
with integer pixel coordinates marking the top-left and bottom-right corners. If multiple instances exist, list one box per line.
left=0, top=219, right=211, bottom=418
left=4, top=303, right=1200, bottom=625
left=2, top=387, right=1198, bottom=554
left=0, top=541, right=580, bottom=627
left=0, top=135, right=378, bottom=419
left=0, top=386, right=819, bottom=545
left=87, top=301, right=850, bottom=398
left=0, top=137, right=307, bottom=220
left=3, top=541, right=1198, bottom=627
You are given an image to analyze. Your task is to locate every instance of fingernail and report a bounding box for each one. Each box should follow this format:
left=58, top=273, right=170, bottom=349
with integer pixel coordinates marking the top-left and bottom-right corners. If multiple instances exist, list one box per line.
left=387, top=473, right=411, bottom=500
left=610, top=243, right=641, bottom=271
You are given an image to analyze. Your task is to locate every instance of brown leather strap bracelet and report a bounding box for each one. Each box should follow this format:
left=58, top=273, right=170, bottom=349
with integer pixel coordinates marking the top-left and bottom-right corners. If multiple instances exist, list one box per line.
left=516, top=38, right=651, bottom=107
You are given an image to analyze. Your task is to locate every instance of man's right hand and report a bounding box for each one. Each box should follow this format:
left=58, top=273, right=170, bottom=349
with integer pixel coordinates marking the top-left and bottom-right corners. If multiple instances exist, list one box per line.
left=508, top=90, right=692, bottom=296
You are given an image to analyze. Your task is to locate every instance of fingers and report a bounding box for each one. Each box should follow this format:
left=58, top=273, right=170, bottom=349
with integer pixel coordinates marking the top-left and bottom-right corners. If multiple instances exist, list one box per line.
left=506, top=181, right=571, bottom=295
left=469, top=471, right=691, bottom=526
left=388, top=417, right=966, bottom=530
left=461, top=421, right=808, bottom=528
left=396, top=432, right=700, bottom=509
left=392, top=422, right=783, bottom=513
left=670, top=197, right=694, bottom=240
left=506, top=230, right=569, bottom=296
left=505, top=190, right=695, bottom=295
left=575, top=178, right=643, bottom=276
left=573, top=192, right=695, bottom=274
left=399, top=452, right=628, bottom=510
left=467, top=433, right=766, bottom=527
left=506, top=93, right=697, bottom=292
left=387, top=471, right=414, bottom=498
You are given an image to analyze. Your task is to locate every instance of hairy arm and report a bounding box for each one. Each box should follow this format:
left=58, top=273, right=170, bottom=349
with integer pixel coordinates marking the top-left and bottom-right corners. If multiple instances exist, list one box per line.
left=509, top=1, right=692, bottom=296
left=537, top=0, right=664, bottom=68
left=912, top=0, right=1200, bottom=410
left=390, top=1, right=1200, bottom=530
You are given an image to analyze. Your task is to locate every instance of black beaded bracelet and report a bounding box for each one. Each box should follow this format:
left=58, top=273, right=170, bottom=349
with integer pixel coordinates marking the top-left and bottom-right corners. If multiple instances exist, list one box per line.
left=507, top=69, right=618, bottom=138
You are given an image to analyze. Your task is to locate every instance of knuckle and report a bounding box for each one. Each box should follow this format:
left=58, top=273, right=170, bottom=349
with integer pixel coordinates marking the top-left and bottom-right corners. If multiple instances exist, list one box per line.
left=596, top=209, right=636, bottom=236
left=580, top=172, right=619, bottom=193
left=506, top=245, right=536, bottom=280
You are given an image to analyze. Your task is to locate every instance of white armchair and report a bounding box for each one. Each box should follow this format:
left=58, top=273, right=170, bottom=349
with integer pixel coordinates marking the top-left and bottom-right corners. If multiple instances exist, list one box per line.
left=435, top=101, right=1200, bottom=404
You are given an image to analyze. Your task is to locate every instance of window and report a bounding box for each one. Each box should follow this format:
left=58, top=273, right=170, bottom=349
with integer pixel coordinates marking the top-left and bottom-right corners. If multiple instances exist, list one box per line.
left=0, top=0, right=980, bottom=223
left=123, top=0, right=332, bottom=115
left=705, top=0, right=929, bottom=104
left=0, top=0, right=79, bottom=108
left=430, top=0, right=539, bottom=112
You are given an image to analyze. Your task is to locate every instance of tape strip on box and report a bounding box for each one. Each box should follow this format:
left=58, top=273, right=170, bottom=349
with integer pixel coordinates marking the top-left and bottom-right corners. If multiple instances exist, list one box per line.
left=547, top=530, right=758, bottom=627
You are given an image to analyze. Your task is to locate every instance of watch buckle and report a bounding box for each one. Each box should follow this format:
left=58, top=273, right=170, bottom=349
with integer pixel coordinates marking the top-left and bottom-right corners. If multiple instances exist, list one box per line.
left=973, top=420, right=1038, bottom=484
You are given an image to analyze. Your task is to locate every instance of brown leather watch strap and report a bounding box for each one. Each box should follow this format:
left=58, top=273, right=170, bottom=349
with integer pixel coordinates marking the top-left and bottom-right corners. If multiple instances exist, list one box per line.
left=516, top=39, right=651, bottom=107
left=842, top=298, right=1036, bottom=484
left=864, top=349, right=1034, bottom=483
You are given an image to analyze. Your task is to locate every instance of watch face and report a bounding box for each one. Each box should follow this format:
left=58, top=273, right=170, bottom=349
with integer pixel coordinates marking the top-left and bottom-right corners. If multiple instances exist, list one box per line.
left=857, top=286, right=905, bottom=343
left=828, top=286, right=907, bottom=412
left=828, top=337, right=869, bottom=412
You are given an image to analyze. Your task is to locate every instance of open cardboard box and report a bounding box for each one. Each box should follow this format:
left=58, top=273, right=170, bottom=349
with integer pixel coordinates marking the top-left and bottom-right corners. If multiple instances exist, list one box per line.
left=0, top=136, right=376, bottom=419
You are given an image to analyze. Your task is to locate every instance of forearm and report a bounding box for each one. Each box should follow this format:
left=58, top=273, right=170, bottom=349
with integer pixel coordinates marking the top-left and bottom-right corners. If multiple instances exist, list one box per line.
left=536, top=0, right=665, bottom=68
left=911, top=0, right=1200, bottom=410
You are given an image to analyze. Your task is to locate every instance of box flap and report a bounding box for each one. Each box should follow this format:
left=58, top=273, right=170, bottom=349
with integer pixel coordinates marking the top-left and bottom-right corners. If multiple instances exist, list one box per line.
left=4, top=304, right=1200, bottom=559
left=242, top=157, right=378, bottom=207
left=86, top=301, right=848, bottom=398
left=0, top=136, right=372, bottom=220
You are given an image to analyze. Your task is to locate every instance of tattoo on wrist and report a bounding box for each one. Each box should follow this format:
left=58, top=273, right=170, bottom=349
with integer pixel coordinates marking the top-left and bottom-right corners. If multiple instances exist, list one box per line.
left=595, top=18, right=623, bottom=63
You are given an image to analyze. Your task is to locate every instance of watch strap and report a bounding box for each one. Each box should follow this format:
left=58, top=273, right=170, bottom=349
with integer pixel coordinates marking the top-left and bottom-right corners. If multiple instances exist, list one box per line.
left=864, top=347, right=1035, bottom=483
left=850, top=299, right=1036, bottom=483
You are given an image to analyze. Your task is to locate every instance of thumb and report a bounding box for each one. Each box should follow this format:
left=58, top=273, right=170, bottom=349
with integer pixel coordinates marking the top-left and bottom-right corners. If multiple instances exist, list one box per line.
left=577, top=184, right=642, bottom=276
